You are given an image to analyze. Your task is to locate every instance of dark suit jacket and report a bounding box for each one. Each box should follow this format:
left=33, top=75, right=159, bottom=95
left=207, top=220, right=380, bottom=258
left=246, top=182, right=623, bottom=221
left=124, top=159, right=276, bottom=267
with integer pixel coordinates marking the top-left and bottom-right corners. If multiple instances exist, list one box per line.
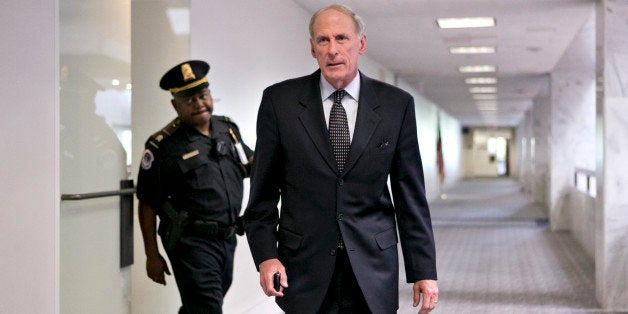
left=243, top=70, right=436, bottom=313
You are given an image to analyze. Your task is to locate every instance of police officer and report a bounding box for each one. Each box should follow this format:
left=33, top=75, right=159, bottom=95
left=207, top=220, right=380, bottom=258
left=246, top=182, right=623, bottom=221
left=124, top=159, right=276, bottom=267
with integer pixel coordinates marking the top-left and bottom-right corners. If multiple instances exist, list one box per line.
left=137, top=60, right=253, bottom=313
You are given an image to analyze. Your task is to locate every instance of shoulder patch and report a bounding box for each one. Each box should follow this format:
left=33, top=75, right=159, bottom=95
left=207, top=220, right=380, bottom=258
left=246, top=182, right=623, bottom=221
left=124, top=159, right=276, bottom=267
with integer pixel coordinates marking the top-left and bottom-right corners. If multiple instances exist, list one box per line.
left=217, top=115, right=239, bottom=130
left=148, top=118, right=181, bottom=149
left=141, top=149, right=155, bottom=170
left=219, top=115, right=233, bottom=123
left=161, top=118, right=181, bottom=135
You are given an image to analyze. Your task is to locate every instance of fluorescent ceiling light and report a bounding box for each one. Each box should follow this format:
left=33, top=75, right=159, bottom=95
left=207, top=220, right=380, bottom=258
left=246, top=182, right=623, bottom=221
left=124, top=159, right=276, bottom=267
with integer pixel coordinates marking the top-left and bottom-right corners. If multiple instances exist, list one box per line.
left=481, top=111, right=498, bottom=118
left=450, top=46, right=496, bottom=54
left=459, top=65, right=496, bottom=73
left=476, top=100, right=497, bottom=105
left=437, top=17, right=496, bottom=29
left=470, top=86, right=497, bottom=94
left=476, top=101, right=497, bottom=111
left=481, top=113, right=498, bottom=120
left=473, top=94, right=497, bottom=100
left=465, top=77, right=497, bottom=84
left=167, top=7, right=190, bottom=35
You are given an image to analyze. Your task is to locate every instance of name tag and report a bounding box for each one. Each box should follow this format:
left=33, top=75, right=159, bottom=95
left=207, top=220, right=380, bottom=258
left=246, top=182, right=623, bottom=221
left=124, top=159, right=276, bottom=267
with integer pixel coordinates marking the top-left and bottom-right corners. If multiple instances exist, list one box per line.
left=182, top=150, right=199, bottom=160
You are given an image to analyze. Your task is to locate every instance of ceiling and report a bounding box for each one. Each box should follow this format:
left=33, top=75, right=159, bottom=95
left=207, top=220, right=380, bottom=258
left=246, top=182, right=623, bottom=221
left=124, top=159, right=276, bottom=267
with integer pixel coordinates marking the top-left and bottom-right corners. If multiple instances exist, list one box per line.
left=291, top=0, right=595, bottom=127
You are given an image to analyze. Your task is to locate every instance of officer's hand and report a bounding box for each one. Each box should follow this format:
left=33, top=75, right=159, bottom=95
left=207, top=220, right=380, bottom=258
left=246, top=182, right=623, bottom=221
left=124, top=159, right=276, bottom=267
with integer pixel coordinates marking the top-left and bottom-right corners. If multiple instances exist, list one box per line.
left=259, top=258, right=288, bottom=297
left=146, top=254, right=171, bottom=285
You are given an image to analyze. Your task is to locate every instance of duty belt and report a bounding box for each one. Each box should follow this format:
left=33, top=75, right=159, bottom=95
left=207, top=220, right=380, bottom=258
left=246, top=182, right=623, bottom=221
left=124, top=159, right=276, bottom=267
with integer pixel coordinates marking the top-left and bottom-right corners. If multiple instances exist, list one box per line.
left=188, top=220, right=236, bottom=239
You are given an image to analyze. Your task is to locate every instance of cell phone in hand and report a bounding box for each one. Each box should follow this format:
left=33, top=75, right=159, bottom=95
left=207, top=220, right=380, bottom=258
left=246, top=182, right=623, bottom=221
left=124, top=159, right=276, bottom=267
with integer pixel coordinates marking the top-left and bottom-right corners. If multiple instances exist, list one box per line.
left=273, top=272, right=281, bottom=291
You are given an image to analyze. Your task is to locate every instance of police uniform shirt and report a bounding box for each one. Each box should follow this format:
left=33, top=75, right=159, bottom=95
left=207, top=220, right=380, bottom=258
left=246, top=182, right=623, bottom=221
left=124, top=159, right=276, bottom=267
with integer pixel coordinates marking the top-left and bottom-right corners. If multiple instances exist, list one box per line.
left=137, top=115, right=253, bottom=225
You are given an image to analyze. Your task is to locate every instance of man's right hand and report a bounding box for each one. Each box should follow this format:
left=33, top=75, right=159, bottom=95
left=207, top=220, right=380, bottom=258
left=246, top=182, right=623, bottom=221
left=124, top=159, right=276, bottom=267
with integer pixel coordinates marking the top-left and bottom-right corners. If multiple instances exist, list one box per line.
left=146, top=254, right=171, bottom=285
left=259, top=258, right=288, bottom=297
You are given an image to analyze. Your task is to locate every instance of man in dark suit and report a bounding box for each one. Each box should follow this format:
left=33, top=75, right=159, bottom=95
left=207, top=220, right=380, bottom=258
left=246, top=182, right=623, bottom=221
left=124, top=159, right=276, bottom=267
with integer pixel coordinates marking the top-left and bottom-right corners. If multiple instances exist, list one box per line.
left=243, top=4, right=438, bottom=313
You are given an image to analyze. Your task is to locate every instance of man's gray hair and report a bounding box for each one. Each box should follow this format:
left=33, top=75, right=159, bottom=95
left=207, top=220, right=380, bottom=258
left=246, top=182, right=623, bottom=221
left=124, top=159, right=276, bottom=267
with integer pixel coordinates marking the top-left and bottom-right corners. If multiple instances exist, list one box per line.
left=309, top=4, right=366, bottom=38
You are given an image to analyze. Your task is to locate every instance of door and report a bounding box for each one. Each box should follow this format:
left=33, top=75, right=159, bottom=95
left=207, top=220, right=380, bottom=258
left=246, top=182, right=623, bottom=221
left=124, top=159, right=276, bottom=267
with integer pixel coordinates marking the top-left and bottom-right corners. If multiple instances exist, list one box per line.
left=59, top=0, right=132, bottom=313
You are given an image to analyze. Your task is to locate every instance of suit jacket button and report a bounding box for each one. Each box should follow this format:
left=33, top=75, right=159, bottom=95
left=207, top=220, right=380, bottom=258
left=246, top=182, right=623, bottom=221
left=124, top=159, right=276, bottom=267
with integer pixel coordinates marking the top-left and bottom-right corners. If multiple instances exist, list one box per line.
left=330, top=249, right=336, bottom=256
left=338, top=179, right=343, bottom=186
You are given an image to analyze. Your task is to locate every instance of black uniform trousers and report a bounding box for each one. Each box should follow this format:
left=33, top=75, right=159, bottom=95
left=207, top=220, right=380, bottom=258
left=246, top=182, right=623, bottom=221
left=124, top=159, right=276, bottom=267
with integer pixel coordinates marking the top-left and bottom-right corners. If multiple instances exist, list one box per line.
left=318, top=248, right=371, bottom=314
left=167, top=234, right=236, bottom=314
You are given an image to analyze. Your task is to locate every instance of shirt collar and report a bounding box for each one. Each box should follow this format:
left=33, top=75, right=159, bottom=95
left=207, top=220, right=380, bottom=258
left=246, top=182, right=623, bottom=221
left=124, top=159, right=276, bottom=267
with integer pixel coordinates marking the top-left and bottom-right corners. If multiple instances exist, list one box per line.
left=320, top=72, right=360, bottom=102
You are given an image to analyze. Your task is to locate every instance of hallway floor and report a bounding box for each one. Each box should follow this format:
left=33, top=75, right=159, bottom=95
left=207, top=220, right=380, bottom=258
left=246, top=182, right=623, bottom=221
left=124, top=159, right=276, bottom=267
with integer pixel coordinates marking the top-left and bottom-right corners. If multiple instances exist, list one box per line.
left=398, top=178, right=602, bottom=313
left=241, top=178, right=607, bottom=313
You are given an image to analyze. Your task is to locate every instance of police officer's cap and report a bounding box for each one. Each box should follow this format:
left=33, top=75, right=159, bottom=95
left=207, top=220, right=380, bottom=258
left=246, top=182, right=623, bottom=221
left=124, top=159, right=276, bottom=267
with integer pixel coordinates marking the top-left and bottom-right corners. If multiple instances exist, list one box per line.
left=159, top=60, right=210, bottom=97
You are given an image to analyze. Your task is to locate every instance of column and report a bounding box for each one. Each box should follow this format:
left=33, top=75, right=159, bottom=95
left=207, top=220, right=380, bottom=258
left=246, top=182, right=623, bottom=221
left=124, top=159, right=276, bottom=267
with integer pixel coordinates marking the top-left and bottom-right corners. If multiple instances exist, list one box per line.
left=130, top=1, right=190, bottom=313
left=595, top=0, right=628, bottom=310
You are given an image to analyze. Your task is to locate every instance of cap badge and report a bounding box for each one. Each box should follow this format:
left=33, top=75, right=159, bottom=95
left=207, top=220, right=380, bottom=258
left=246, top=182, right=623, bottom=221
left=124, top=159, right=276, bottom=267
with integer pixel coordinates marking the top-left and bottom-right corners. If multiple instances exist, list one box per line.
left=181, top=63, right=196, bottom=82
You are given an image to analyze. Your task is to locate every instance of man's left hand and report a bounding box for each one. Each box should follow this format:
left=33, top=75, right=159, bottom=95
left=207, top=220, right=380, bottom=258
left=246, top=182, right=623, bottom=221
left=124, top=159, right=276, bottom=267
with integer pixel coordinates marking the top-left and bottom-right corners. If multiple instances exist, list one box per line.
left=412, top=279, right=438, bottom=314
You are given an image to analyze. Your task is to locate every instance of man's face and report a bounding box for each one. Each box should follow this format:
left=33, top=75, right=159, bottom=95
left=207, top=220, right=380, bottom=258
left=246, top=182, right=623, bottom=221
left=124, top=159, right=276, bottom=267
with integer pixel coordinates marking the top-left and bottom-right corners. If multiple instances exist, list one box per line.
left=310, top=9, right=366, bottom=89
left=172, top=88, right=213, bottom=128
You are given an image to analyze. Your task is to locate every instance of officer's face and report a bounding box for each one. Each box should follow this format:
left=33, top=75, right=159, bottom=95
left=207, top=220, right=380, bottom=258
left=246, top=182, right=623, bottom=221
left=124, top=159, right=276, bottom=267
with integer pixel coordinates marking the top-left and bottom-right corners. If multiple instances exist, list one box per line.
left=172, top=88, right=213, bottom=128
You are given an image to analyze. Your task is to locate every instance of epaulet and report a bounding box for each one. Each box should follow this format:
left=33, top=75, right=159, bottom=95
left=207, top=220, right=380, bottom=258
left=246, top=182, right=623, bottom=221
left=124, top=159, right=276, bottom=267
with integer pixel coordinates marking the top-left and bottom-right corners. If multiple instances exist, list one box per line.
left=147, top=118, right=181, bottom=150
left=217, top=115, right=239, bottom=129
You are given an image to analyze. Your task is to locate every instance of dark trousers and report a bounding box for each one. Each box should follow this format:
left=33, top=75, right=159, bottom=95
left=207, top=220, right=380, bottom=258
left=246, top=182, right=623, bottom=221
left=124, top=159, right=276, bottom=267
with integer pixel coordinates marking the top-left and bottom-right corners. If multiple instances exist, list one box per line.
left=318, top=249, right=371, bottom=314
left=167, top=234, right=236, bottom=314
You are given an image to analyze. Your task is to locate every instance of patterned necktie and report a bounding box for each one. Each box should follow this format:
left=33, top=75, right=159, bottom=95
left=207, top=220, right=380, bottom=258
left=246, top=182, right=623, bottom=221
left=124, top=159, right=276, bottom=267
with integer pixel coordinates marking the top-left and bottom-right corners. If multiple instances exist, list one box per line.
left=329, top=89, right=350, bottom=173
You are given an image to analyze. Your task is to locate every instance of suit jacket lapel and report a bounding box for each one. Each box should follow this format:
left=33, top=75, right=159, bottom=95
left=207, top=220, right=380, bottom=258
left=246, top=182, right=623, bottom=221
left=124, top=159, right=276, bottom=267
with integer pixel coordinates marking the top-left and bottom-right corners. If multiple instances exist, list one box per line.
left=344, top=73, right=382, bottom=175
left=298, top=71, right=339, bottom=174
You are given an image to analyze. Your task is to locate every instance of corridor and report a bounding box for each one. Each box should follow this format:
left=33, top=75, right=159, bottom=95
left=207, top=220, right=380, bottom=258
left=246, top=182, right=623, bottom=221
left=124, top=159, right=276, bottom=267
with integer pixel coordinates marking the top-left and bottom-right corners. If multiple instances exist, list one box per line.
left=398, top=178, right=600, bottom=313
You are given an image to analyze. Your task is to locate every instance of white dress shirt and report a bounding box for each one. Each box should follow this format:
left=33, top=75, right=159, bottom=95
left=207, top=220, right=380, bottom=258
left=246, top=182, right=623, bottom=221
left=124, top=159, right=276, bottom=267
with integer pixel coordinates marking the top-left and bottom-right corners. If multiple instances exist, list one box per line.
left=320, top=73, right=360, bottom=142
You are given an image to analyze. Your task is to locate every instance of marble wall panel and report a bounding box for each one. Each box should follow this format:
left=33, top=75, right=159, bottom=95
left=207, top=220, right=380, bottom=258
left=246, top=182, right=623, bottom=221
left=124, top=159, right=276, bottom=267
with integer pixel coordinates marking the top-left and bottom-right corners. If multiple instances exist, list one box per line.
left=549, top=14, right=596, bottom=231
left=600, top=97, right=628, bottom=308
left=596, top=0, right=628, bottom=309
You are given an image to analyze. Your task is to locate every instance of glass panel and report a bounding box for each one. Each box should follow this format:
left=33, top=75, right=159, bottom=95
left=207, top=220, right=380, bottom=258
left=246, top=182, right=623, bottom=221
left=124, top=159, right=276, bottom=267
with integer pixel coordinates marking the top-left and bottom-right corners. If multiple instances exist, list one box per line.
left=60, top=0, right=131, bottom=313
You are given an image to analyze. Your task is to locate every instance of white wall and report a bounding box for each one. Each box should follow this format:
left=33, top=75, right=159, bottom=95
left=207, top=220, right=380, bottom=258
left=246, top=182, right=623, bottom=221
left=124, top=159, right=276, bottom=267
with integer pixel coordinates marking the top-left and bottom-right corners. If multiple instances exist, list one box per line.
left=397, top=80, right=462, bottom=199
left=0, top=1, right=59, bottom=313
left=191, top=0, right=315, bottom=146
left=440, top=112, right=462, bottom=190
left=517, top=12, right=596, bottom=230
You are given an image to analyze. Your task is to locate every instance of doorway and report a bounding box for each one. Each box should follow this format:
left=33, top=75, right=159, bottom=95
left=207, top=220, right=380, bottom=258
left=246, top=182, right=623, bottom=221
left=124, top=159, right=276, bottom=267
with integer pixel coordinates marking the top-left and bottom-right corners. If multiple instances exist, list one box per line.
left=462, top=127, right=513, bottom=178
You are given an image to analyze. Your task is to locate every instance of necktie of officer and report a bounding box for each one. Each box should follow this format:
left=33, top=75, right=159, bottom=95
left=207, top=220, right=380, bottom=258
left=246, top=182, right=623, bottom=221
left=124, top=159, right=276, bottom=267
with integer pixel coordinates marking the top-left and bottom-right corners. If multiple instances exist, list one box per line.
left=329, top=89, right=350, bottom=173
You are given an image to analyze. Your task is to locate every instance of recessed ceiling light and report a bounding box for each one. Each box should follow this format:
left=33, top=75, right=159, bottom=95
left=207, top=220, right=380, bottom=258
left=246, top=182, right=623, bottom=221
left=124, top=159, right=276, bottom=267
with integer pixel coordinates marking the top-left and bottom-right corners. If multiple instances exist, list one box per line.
left=469, top=86, right=497, bottom=94
left=437, top=17, right=496, bottom=29
left=111, top=79, right=120, bottom=86
left=465, top=77, right=497, bottom=84
left=459, top=65, right=496, bottom=73
left=472, top=94, right=497, bottom=100
left=450, top=46, right=496, bottom=54
left=526, top=46, right=542, bottom=53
